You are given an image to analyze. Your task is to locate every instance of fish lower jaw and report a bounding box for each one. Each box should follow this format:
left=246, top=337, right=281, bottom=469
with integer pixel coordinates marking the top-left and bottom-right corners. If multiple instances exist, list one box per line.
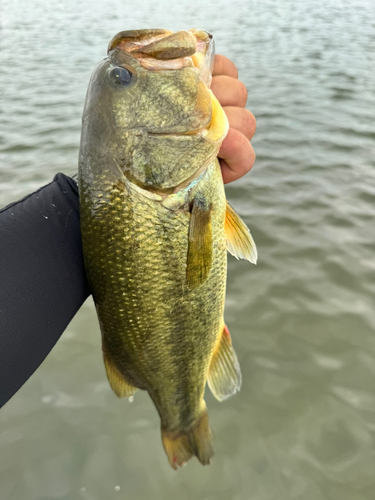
left=147, top=91, right=228, bottom=144
left=147, top=129, right=205, bottom=138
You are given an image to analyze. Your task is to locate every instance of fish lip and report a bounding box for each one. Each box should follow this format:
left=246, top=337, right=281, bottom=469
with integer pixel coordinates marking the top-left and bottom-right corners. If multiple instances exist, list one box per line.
left=107, top=29, right=215, bottom=83
left=107, top=29, right=173, bottom=55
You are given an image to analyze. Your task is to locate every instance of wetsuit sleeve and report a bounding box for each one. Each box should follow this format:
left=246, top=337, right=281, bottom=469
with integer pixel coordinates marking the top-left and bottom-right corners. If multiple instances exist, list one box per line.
left=0, top=173, right=90, bottom=407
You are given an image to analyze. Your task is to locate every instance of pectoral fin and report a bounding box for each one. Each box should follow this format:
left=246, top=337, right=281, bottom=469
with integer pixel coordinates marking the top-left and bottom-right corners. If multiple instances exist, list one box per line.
left=225, top=201, right=257, bottom=264
left=207, top=324, right=242, bottom=401
left=186, top=198, right=213, bottom=289
left=103, top=353, right=137, bottom=399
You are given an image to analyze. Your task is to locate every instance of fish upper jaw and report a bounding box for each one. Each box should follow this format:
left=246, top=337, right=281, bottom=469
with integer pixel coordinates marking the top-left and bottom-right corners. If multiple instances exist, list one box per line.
left=108, top=28, right=215, bottom=87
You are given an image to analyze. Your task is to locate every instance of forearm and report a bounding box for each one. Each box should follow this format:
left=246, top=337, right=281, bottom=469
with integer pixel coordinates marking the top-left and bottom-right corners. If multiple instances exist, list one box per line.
left=0, top=174, right=90, bottom=407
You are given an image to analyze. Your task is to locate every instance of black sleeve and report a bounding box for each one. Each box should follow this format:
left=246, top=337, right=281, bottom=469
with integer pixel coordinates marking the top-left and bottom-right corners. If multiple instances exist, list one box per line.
left=0, top=173, right=91, bottom=407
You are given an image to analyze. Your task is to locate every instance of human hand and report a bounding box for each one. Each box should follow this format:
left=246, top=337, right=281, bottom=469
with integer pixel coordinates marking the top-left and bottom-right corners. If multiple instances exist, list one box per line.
left=211, top=55, right=256, bottom=184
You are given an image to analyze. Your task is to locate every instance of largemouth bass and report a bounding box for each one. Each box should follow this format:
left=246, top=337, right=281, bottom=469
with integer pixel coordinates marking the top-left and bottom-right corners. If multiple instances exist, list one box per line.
left=78, top=29, right=257, bottom=469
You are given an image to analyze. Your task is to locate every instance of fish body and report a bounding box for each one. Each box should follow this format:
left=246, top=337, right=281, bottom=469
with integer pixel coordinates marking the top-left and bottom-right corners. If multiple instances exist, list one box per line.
left=78, top=29, right=257, bottom=468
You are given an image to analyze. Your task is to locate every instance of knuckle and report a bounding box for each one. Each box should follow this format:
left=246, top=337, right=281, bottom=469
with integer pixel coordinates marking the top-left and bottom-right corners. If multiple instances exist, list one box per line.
left=248, top=146, right=256, bottom=170
left=231, top=128, right=244, bottom=151
left=244, top=157, right=255, bottom=174
left=215, top=55, right=239, bottom=79
left=243, top=111, right=256, bottom=138
left=231, top=62, right=239, bottom=79
left=237, top=82, right=248, bottom=106
left=242, top=141, right=256, bottom=173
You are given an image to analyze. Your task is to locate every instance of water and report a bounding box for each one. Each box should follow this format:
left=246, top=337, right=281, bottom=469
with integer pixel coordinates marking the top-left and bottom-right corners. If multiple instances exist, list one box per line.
left=1, top=0, right=375, bottom=498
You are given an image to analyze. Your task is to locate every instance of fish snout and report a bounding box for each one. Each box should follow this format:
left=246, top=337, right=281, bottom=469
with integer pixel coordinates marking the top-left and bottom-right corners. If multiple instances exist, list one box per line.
left=107, top=28, right=215, bottom=85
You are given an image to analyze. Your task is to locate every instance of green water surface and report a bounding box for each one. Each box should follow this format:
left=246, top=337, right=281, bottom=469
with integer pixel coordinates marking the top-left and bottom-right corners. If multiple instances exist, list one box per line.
left=1, top=0, right=375, bottom=498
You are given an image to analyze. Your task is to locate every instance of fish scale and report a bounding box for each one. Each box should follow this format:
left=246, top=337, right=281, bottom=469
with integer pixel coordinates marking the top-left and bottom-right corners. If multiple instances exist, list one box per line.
left=81, top=160, right=227, bottom=426
left=79, top=29, right=256, bottom=468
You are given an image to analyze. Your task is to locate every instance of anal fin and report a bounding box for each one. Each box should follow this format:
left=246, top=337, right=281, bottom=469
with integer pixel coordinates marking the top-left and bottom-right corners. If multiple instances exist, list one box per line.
left=186, top=197, right=213, bottom=289
left=207, top=324, right=242, bottom=401
left=225, top=201, right=257, bottom=264
left=103, top=353, right=138, bottom=399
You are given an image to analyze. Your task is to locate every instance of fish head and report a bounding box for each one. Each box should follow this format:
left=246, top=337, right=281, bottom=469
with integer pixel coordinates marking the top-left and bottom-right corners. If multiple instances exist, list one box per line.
left=80, top=29, right=229, bottom=191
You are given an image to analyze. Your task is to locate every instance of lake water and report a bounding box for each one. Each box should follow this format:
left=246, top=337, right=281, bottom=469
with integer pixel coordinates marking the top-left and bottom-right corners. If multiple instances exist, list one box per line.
left=1, top=0, right=375, bottom=499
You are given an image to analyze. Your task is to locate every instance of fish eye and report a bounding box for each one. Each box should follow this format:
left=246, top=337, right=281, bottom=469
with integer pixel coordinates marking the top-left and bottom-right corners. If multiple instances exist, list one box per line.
left=109, top=66, right=132, bottom=85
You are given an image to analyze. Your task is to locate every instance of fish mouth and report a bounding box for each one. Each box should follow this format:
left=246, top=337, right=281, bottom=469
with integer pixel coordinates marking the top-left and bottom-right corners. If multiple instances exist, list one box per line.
left=108, top=29, right=229, bottom=144
left=107, top=28, right=215, bottom=86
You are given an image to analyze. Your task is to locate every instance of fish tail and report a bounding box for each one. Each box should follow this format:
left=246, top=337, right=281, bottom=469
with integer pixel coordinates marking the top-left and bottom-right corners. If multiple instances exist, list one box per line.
left=161, top=402, right=213, bottom=469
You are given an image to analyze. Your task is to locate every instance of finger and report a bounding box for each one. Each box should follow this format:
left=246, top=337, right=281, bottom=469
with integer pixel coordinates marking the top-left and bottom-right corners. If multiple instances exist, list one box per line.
left=223, top=107, right=256, bottom=141
left=211, top=75, right=248, bottom=108
left=218, top=127, right=256, bottom=184
left=212, top=55, right=238, bottom=78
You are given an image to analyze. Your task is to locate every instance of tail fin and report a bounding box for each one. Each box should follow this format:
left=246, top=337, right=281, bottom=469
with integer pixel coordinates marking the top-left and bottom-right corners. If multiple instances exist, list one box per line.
left=161, top=403, right=214, bottom=469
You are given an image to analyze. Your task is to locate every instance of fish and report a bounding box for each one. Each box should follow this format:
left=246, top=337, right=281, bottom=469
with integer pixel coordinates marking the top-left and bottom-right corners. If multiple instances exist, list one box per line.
left=78, top=28, right=257, bottom=469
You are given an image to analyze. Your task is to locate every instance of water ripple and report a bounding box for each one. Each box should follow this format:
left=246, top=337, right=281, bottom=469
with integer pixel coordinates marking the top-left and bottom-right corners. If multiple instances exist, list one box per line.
left=1, top=0, right=375, bottom=498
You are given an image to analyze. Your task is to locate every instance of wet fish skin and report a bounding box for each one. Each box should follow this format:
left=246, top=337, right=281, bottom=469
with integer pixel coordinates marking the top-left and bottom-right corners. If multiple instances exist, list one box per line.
left=78, top=29, right=256, bottom=469
left=81, top=159, right=226, bottom=426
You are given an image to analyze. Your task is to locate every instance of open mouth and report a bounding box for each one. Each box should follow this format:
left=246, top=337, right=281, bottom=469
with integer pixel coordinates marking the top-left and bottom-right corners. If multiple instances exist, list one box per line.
left=107, top=29, right=229, bottom=144
left=107, top=29, right=215, bottom=85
